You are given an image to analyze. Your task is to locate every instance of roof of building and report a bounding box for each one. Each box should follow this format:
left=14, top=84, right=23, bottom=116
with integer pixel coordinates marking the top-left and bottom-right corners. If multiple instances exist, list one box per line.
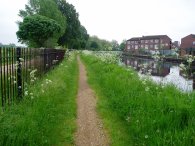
left=182, top=34, right=195, bottom=39
left=127, top=37, right=141, bottom=41
left=127, top=35, right=171, bottom=41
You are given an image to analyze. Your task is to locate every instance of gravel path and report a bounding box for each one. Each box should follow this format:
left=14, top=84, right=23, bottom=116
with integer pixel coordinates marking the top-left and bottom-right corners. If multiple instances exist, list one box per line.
left=75, top=57, right=109, bottom=146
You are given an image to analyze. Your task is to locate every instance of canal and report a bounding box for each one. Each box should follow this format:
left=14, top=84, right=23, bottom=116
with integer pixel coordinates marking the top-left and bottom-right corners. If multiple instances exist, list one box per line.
left=122, top=56, right=195, bottom=92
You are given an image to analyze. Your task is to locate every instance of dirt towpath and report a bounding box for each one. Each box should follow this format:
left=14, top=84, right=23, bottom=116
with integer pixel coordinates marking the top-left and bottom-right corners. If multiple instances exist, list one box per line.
left=75, top=57, right=109, bottom=146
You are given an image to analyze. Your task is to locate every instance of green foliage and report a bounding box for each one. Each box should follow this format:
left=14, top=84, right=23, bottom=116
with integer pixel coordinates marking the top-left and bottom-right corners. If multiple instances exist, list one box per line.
left=19, top=0, right=66, bottom=31
left=18, top=0, right=89, bottom=49
left=0, top=53, right=78, bottom=146
left=86, top=36, right=112, bottom=51
left=81, top=54, right=195, bottom=146
left=86, top=36, right=125, bottom=51
left=38, top=0, right=66, bottom=35
left=55, top=0, right=89, bottom=49
left=90, top=41, right=99, bottom=50
left=119, top=39, right=126, bottom=51
left=111, top=40, right=119, bottom=51
left=0, top=43, right=17, bottom=48
left=18, top=0, right=67, bottom=47
left=78, top=25, right=89, bottom=49
left=17, top=15, right=61, bottom=47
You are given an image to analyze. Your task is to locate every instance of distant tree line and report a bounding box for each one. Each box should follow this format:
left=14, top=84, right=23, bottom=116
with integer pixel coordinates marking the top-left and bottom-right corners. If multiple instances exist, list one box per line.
left=86, top=36, right=126, bottom=51
left=0, top=43, right=17, bottom=48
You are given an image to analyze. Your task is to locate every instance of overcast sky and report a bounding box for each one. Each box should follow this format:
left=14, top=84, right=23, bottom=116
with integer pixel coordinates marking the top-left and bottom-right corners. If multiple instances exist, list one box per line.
left=0, top=0, right=195, bottom=45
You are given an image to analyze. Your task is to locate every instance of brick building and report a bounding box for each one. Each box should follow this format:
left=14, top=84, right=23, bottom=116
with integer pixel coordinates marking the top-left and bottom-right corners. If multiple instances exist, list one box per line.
left=125, top=35, right=172, bottom=55
left=180, top=34, right=195, bottom=56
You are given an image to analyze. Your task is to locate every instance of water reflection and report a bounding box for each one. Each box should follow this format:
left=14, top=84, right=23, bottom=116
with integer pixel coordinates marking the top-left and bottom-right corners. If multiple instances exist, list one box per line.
left=123, top=56, right=194, bottom=92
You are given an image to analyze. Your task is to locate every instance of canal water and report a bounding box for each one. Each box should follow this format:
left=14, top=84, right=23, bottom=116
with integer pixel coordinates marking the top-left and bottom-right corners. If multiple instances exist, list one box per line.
left=122, top=56, right=195, bottom=92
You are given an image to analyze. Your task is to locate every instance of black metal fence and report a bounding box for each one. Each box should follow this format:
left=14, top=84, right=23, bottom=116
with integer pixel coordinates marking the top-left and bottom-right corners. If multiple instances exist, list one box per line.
left=0, top=47, right=65, bottom=109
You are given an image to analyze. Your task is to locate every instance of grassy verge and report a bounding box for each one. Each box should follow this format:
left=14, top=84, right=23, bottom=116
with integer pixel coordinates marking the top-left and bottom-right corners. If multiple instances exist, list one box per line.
left=81, top=54, right=195, bottom=146
left=0, top=53, right=78, bottom=146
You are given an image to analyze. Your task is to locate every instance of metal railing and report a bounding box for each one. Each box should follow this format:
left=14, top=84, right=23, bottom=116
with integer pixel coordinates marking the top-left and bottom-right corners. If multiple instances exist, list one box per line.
left=0, top=47, right=65, bottom=109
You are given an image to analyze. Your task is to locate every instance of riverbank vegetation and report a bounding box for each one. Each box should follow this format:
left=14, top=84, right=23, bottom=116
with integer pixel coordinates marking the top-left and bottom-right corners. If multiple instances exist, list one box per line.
left=0, top=52, right=78, bottom=146
left=81, top=51, right=195, bottom=146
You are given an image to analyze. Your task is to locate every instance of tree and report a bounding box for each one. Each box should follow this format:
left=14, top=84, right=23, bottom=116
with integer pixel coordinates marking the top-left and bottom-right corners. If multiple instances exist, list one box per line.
left=119, top=39, right=126, bottom=51
left=111, top=40, right=119, bottom=51
left=55, top=0, right=79, bottom=47
left=18, top=0, right=66, bottom=43
left=79, top=25, right=89, bottom=49
left=90, top=41, right=99, bottom=50
left=86, top=36, right=114, bottom=51
left=17, top=15, right=61, bottom=47
left=100, top=39, right=112, bottom=51
left=54, top=0, right=89, bottom=49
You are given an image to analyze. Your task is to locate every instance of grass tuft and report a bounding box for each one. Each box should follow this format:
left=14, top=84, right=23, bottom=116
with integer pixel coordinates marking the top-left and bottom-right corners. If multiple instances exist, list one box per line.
left=0, top=53, right=78, bottom=146
left=81, top=54, right=195, bottom=146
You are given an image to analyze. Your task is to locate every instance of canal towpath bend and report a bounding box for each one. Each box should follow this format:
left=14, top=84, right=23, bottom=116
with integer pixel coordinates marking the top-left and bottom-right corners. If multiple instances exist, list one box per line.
left=75, top=57, right=110, bottom=146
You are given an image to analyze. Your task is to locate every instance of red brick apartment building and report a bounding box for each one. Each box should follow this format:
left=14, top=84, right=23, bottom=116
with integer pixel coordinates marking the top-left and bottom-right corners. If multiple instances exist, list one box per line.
left=180, top=34, right=195, bottom=56
left=125, top=35, right=172, bottom=54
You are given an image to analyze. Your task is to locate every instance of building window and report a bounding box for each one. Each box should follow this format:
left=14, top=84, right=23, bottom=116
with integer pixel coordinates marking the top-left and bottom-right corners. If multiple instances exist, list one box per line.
left=131, top=41, right=134, bottom=44
left=127, top=41, right=130, bottom=45
left=127, top=46, right=130, bottom=50
left=193, top=41, right=195, bottom=45
left=145, top=45, right=148, bottom=49
left=135, top=41, right=138, bottom=44
left=135, top=45, right=138, bottom=49
left=155, top=44, right=159, bottom=49
left=145, top=40, right=148, bottom=43
left=150, top=45, right=153, bottom=49
left=155, top=39, right=159, bottom=43
left=141, top=40, right=145, bottom=43
left=150, top=40, right=153, bottom=43
left=141, top=45, right=144, bottom=48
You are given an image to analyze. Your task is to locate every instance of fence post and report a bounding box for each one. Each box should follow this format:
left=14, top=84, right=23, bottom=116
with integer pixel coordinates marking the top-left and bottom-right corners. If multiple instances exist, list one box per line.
left=0, top=47, right=4, bottom=108
left=16, top=47, right=22, bottom=100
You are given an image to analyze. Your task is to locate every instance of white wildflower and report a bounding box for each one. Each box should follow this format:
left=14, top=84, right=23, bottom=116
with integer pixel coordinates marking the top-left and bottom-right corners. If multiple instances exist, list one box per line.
left=19, top=58, right=24, bottom=62
left=145, top=135, right=149, bottom=139
left=126, top=116, right=130, bottom=122
left=145, top=87, right=150, bottom=92
left=24, top=91, right=28, bottom=96
left=179, top=63, right=185, bottom=70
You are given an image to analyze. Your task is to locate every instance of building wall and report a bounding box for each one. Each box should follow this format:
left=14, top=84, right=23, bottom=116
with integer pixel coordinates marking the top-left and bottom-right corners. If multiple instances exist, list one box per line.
left=125, top=35, right=171, bottom=54
left=180, top=34, right=195, bottom=56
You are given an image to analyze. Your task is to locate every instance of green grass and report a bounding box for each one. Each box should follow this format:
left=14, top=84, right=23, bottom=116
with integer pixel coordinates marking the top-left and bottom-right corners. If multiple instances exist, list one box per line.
left=81, top=54, right=195, bottom=146
left=0, top=54, right=78, bottom=146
